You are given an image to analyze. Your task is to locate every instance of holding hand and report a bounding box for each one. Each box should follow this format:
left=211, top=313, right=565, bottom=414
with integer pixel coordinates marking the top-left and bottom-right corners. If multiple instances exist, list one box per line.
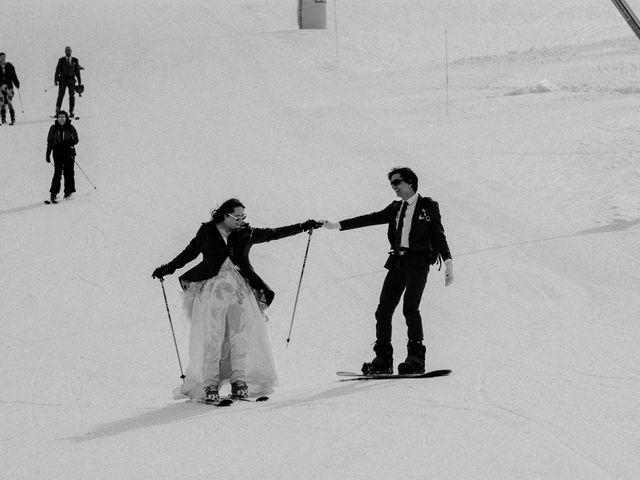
left=321, top=220, right=341, bottom=230
left=46, top=156, right=51, bottom=163
left=300, top=219, right=324, bottom=232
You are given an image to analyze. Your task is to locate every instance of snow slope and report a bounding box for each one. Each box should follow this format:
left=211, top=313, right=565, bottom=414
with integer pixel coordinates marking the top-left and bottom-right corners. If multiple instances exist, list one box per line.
left=2, top=1, right=640, bottom=478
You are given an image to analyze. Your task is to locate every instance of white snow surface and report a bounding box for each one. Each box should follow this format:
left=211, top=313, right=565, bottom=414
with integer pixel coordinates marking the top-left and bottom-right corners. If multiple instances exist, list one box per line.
left=2, top=1, right=640, bottom=478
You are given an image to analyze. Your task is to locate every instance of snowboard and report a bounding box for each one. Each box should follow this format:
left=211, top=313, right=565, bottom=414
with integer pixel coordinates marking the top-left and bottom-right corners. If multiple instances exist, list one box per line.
left=337, top=369, right=451, bottom=380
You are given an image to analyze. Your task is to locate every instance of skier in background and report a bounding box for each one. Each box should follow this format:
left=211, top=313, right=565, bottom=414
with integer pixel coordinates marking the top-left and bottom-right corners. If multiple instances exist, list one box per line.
left=152, top=199, right=322, bottom=404
left=46, top=111, right=78, bottom=203
left=54, top=46, right=82, bottom=118
left=0, top=52, right=20, bottom=125
left=323, top=167, right=454, bottom=375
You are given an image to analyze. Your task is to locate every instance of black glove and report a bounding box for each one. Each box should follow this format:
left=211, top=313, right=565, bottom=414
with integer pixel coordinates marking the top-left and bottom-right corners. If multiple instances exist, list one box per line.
left=300, top=219, right=323, bottom=232
left=152, top=264, right=173, bottom=279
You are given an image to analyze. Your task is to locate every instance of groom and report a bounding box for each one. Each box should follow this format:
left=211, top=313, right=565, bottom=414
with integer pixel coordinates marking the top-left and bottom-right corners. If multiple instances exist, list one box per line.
left=323, top=167, right=453, bottom=375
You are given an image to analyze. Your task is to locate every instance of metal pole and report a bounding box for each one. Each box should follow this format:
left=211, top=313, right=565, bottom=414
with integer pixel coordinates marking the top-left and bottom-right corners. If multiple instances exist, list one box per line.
left=17, top=89, right=24, bottom=113
left=159, top=279, right=186, bottom=382
left=286, top=229, right=314, bottom=345
left=74, top=159, right=97, bottom=190
left=445, top=29, right=449, bottom=115
left=334, top=0, right=339, bottom=63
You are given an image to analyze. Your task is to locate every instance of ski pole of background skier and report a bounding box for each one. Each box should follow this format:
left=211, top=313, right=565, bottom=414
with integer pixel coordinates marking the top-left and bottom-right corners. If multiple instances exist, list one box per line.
left=159, top=278, right=186, bottom=383
left=17, top=88, right=24, bottom=113
left=74, top=159, right=97, bottom=189
left=286, top=228, right=314, bottom=345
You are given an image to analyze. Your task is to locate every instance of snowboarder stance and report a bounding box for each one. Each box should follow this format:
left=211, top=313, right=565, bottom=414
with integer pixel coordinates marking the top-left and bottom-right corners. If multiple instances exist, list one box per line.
left=323, top=167, right=454, bottom=375
left=152, top=199, right=322, bottom=404
left=46, top=111, right=78, bottom=203
left=0, top=52, right=20, bottom=125
left=54, top=46, right=82, bottom=118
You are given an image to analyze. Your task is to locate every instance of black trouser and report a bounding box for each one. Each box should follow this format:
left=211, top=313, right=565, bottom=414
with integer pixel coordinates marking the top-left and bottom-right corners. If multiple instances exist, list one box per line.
left=56, top=78, right=76, bottom=114
left=374, top=256, right=429, bottom=345
left=0, top=85, right=15, bottom=120
left=49, top=154, right=76, bottom=195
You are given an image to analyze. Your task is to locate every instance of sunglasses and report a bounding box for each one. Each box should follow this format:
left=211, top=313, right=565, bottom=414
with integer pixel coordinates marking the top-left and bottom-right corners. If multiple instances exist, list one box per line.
left=390, top=179, right=405, bottom=186
left=226, top=213, right=247, bottom=221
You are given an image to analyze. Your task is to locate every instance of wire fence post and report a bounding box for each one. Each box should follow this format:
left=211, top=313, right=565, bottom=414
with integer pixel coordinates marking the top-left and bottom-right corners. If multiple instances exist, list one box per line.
left=445, top=29, right=450, bottom=115
left=334, top=0, right=340, bottom=63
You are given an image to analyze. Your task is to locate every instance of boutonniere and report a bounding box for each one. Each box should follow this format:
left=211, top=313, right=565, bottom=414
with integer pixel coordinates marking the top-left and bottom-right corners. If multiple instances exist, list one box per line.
left=418, top=208, right=430, bottom=221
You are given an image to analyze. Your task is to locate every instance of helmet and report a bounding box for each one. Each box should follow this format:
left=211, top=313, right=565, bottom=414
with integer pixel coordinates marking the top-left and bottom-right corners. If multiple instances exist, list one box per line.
left=75, top=84, right=85, bottom=96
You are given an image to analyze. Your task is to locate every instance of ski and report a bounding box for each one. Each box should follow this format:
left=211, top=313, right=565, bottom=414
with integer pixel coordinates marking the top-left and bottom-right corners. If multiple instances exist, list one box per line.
left=198, top=398, right=234, bottom=407
left=44, top=200, right=58, bottom=205
left=337, top=369, right=451, bottom=380
left=234, top=396, right=269, bottom=403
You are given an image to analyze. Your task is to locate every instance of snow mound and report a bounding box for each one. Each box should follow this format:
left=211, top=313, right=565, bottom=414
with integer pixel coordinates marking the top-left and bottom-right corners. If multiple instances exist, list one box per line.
left=614, top=86, right=640, bottom=95
left=506, top=80, right=560, bottom=96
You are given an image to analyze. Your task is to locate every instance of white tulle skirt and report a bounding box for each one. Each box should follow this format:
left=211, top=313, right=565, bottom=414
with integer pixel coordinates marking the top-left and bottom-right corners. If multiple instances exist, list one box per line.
left=172, top=259, right=278, bottom=400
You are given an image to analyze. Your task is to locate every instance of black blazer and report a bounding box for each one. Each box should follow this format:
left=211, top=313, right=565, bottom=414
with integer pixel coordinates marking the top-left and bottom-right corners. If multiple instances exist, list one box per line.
left=0, top=62, right=20, bottom=89
left=339, top=195, right=452, bottom=268
left=55, top=56, right=82, bottom=83
left=163, top=221, right=307, bottom=306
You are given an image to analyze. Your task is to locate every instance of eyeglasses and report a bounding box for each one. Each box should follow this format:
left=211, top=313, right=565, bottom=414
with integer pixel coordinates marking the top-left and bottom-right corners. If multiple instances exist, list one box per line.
left=390, top=179, right=405, bottom=186
left=226, top=213, right=247, bottom=221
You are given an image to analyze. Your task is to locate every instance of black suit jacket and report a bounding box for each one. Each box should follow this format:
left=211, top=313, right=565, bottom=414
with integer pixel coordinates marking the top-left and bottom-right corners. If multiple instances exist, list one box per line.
left=339, top=195, right=452, bottom=268
left=0, top=62, right=20, bottom=89
left=55, top=56, right=82, bottom=83
left=164, top=221, right=306, bottom=306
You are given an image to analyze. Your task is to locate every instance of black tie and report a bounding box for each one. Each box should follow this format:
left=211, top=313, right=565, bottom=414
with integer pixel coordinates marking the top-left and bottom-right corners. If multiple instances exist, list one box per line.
left=395, top=201, right=408, bottom=250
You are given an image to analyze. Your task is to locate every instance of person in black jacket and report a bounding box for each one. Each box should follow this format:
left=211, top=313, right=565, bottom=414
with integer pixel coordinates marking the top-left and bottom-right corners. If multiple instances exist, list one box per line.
left=323, top=167, right=454, bottom=375
left=54, top=46, right=82, bottom=118
left=0, top=52, right=20, bottom=125
left=153, top=198, right=322, bottom=404
left=46, top=111, right=79, bottom=203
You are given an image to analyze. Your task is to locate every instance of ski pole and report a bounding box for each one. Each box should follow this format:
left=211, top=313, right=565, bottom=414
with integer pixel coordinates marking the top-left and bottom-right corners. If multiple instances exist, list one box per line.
left=286, top=228, right=314, bottom=346
left=44, top=84, right=56, bottom=93
left=73, top=159, right=97, bottom=189
left=17, top=88, right=24, bottom=113
left=159, top=278, right=186, bottom=382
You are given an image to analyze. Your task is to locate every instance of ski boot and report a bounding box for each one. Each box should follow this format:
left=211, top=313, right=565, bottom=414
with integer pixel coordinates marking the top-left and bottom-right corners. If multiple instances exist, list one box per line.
left=361, top=342, right=393, bottom=375
left=397, top=340, right=426, bottom=375
left=50, top=193, right=58, bottom=204
left=231, top=380, right=249, bottom=399
left=203, top=385, right=219, bottom=404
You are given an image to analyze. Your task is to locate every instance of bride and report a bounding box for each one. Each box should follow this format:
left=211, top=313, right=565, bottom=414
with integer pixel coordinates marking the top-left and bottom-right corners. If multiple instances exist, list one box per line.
left=152, top=198, right=320, bottom=403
